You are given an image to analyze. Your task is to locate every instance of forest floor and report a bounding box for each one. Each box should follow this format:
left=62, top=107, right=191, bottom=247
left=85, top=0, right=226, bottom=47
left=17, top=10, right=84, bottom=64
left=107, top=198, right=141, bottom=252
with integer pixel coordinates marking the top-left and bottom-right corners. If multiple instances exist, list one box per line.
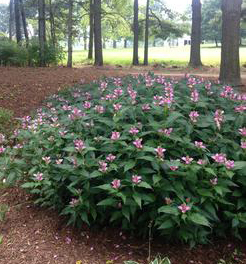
left=0, top=66, right=246, bottom=264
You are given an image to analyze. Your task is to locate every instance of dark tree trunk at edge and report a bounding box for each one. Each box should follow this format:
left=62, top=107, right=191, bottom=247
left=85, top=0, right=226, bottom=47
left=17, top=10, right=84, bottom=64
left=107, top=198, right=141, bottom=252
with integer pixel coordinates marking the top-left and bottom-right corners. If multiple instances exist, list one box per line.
left=38, top=0, right=46, bottom=66
left=67, top=0, right=73, bottom=68
left=219, top=0, right=242, bottom=85
left=124, top=39, right=127, bottom=48
left=144, top=0, right=150, bottom=66
left=9, top=0, right=14, bottom=41
left=84, top=31, right=87, bottom=50
left=14, top=0, right=22, bottom=44
left=113, top=40, right=117, bottom=49
left=189, top=0, right=202, bottom=67
left=49, top=0, right=56, bottom=46
left=19, top=0, right=29, bottom=47
left=94, top=0, right=103, bottom=66
left=88, top=0, right=94, bottom=59
left=132, top=0, right=139, bottom=65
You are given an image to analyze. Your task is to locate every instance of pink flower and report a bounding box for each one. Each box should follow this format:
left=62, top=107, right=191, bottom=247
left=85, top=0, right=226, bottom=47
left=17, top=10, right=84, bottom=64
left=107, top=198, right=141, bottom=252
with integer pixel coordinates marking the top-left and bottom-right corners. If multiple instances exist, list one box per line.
left=42, top=156, right=51, bottom=164
left=99, top=161, right=108, bottom=172
left=225, top=160, right=235, bottom=170
left=210, top=178, right=218, bottom=185
left=114, top=88, right=123, bottom=97
left=132, top=175, right=142, bottom=184
left=170, top=166, right=178, bottom=171
left=178, top=203, right=191, bottom=213
left=99, top=81, right=108, bottom=92
left=158, top=128, right=173, bottom=136
left=194, top=141, right=206, bottom=149
left=95, top=105, right=105, bottom=114
left=69, top=198, right=79, bottom=207
left=165, top=197, right=173, bottom=205
left=0, top=134, right=5, bottom=144
left=181, top=156, right=193, bottom=165
left=235, top=105, right=246, bottom=113
left=189, top=111, right=199, bottom=123
left=239, top=128, right=246, bottom=136
left=241, top=141, right=246, bottom=149
left=106, top=154, right=116, bottom=162
left=155, top=146, right=166, bottom=159
left=133, top=138, right=143, bottom=149
left=214, top=109, right=224, bottom=130
left=0, top=146, right=6, bottom=154
left=74, top=139, right=86, bottom=151
left=34, top=172, right=43, bottom=181
left=83, top=101, right=91, bottom=109
left=212, top=153, right=226, bottom=163
left=113, top=104, right=122, bottom=112
left=191, top=89, right=199, bottom=102
left=129, top=127, right=139, bottom=135
left=142, top=104, right=151, bottom=111
left=197, top=159, right=207, bottom=165
left=111, top=132, right=120, bottom=140
left=111, top=179, right=121, bottom=189
left=56, top=159, right=63, bottom=164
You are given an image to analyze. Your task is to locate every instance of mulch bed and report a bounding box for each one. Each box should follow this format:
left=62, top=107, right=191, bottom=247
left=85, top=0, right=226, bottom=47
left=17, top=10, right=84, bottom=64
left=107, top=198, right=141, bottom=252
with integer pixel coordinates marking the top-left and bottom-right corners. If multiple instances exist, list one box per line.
left=0, top=66, right=246, bottom=264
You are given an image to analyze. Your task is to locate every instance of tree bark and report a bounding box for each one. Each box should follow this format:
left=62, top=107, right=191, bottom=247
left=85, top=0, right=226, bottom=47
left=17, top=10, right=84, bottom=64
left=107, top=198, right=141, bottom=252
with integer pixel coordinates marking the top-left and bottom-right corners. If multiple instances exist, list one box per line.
left=67, top=0, right=73, bottom=68
left=153, top=39, right=156, bottom=47
left=189, top=0, right=202, bottom=67
left=9, top=0, right=14, bottom=41
left=84, top=30, right=87, bottom=50
left=215, top=38, right=218, bottom=47
left=88, top=0, right=94, bottom=59
left=14, top=0, right=22, bottom=44
left=144, top=0, right=150, bottom=66
left=38, top=0, right=46, bottom=66
left=49, top=0, right=56, bottom=46
left=113, top=40, right=117, bottom=49
left=124, top=39, right=127, bottom=48
left=94, top=0, right=103, bottom=66
left=219, top=0, right=242, bottom=85
left=19, top=0, right=29, bottom=47
left=132, top=0, right=139, bottom=65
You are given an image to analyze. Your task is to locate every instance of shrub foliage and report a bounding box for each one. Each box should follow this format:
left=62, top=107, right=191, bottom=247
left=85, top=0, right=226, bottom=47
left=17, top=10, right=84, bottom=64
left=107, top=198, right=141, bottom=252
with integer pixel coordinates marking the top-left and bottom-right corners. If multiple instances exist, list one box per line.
left=0, top=73, right=246, bottom=246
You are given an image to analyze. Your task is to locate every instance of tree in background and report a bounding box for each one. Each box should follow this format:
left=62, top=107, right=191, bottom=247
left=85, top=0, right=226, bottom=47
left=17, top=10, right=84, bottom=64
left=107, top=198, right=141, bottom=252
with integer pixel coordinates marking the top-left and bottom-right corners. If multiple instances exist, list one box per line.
left=94, top=0, right=103, bottom=66
left=132, top=0, right=139, bottom=65
left=144, top=0, right=150, bottom=65
left=219, top=0, right=242, bottom=85
left=19, top=0, right=29, bottom=46
left=14, top=0, right=22, bottom=43
left=8, top=0, right=14, bottom=40
left=189, top=0, right=202, bottom=67
left=67, top=0, right=73, bottom=67
left=88, top=0, right=93, bottom=59
left=38, top=0, right=46, bottom=66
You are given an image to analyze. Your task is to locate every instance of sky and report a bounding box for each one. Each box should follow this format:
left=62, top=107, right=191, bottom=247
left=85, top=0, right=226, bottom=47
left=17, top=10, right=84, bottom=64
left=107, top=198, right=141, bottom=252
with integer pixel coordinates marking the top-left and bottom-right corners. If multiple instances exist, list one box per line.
left=0, top=0, right=191, bottom=13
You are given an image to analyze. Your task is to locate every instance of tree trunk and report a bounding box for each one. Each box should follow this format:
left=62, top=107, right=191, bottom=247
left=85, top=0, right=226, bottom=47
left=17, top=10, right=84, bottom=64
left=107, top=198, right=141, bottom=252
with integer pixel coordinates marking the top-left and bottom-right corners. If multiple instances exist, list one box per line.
left=9, top=0, right=14, bottom=41
left=215, top=38, right=218, bottom=47
left=124, top=39, right=127, bottom=48
left=132, top=0, right=139, bottom=65
left=189, top=0, right=202, bottom=67
left=14, top=0, right=22, bottom=44
left=84, top=31, right=87, bottom=50
left=219, top=0, right=242, bottom=85
left=38, top=0, right=46, bottom=66
left=49, top=0, right=56, bottom=46
left=19, top=0, right=29, bottom=47
left=153, top=39, right=156, bottom=47
left=113, top=40, right=117, bottom=49
left=144, top=0, right=150, bottom=66
left=94, top=0, right=103, bottom=66
left=67, top=0, right=73, bottom=68
left=88, top=0, right=94, bottom=59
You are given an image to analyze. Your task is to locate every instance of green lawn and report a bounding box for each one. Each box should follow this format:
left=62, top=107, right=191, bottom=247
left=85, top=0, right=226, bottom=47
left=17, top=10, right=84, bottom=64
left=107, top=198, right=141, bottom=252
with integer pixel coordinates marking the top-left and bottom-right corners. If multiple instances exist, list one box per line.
left=68, top=45, right=246, bottom=67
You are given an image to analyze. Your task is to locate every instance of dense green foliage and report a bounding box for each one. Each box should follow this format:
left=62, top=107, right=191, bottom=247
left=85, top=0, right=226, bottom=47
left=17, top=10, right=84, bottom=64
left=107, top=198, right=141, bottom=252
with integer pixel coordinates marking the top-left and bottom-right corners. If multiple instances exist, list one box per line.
left=0, top=74, right=246, bottom=246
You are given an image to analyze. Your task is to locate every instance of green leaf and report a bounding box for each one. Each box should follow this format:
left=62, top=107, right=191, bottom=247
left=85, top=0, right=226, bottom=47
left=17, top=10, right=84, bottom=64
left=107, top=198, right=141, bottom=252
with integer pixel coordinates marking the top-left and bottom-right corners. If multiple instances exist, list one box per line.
left=137, top=156, right=155, bottom=162
left=96, top=184, right=112, bottom=191
left=133, top=193, right=141, bottom=208
left=63, top=146, right=75, bottom=152
left=124, top=261, right=139, bottom=264
left=137, top=181, right=152, bottom=189
left=158, top=206, right=179, bottom=216
left=205, top=168, right=217, bottom=177
left=97, top=197, right=117, bottom=206
left=189, top=213, right=210, bottom=227
left=122, top=206, right=130, bottom=221
left=166, top=111, right=183, bottom=126
left=0, top=235, right=3, bottom=244
left=21, top=182, right=37, bottom=188
left=158, top=219, right=174, bottom=230
left=124, top=160, right=136, bottom=172
left=234, top=161, right=246, bottom=170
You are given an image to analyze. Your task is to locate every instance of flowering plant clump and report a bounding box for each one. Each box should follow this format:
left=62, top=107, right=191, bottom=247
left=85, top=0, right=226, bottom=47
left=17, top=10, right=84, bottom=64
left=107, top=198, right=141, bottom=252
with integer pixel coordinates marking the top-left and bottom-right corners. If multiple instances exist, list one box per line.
left=0, top=73, right=246, bottom=246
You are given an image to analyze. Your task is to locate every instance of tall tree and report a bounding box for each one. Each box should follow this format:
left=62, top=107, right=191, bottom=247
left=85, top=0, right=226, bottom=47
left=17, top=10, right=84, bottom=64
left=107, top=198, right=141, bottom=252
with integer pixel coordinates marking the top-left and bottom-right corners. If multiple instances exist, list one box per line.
left=189, top=0, right=202, bottom=67
left=132, top=0, right=139, bottom=65
left=94, top=0, right=103, bottom=66
left=88, top=0, right=93, bottom=59
left=9, top=0, right=14, bottom=40
left=14, top=0, right=22, bottom=44
left=219, top=0, right=242, bottom=85
left=38, top=0, right=46, bottom=66
left=144, top=0, right=150, bottom=65
left=67, top=0, right=73, bottom=67
left=19, top=0, right=29, bottom=46
left=49, top=0, right=56, bottom=46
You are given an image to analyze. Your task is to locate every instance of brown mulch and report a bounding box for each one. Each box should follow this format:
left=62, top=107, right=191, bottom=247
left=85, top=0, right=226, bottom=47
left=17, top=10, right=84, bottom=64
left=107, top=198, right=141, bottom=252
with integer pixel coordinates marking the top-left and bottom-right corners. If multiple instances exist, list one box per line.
left=0, top=66, right=246, bottom=264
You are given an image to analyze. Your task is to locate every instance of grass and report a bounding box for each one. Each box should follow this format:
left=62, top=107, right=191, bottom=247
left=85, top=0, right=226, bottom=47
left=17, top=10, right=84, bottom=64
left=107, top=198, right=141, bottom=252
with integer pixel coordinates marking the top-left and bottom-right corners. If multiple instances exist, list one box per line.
left=67, top=45, right=246, bottom=67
